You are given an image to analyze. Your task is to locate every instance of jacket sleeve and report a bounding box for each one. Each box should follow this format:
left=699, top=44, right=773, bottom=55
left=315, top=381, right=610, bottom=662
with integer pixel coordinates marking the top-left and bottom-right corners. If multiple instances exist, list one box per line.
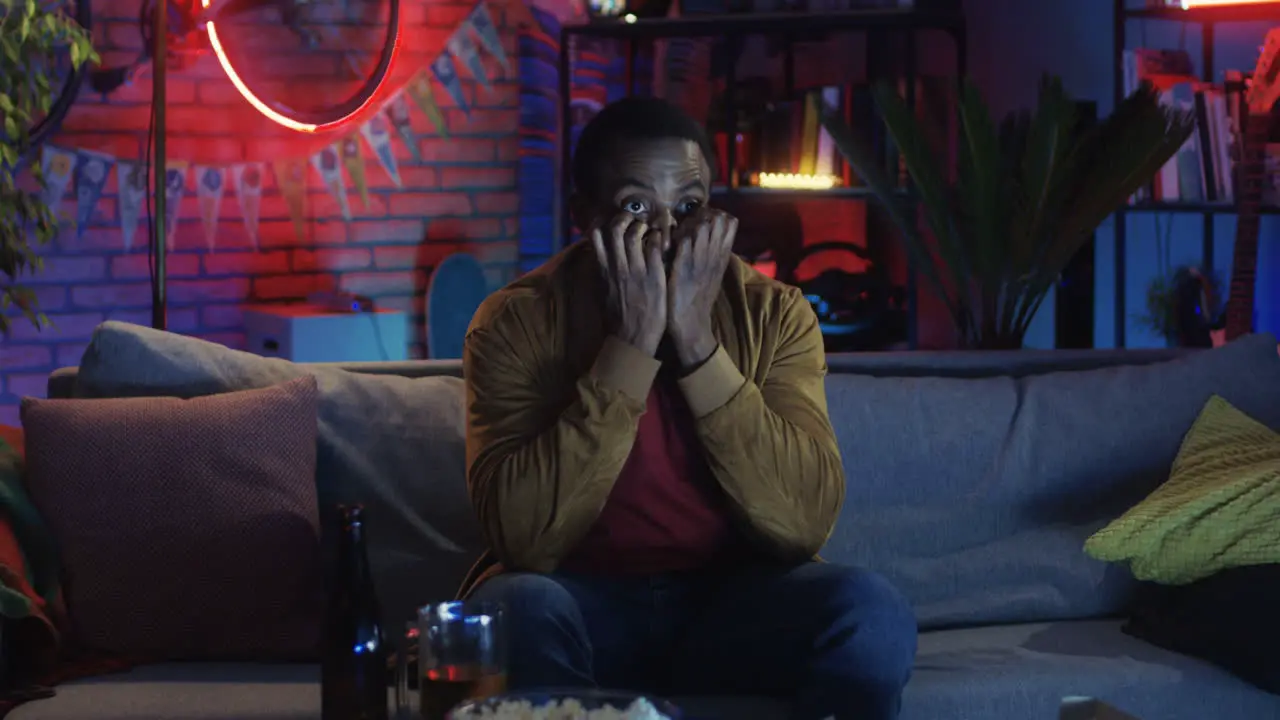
left=463, top=298, right=659, bottom=573
left=677, top=287, right=845, bottom=561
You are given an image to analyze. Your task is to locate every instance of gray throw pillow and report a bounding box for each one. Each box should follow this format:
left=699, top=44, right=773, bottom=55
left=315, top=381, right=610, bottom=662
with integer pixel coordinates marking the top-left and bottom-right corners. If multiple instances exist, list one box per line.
left=76, top=321, right=484, bottom=625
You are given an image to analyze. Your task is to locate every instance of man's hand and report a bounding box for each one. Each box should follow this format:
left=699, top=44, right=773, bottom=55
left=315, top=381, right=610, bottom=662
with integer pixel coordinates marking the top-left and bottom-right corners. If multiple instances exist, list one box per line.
left=591, top=213, right=667, bottom=356
left=668, top=208, right=738, bottom=368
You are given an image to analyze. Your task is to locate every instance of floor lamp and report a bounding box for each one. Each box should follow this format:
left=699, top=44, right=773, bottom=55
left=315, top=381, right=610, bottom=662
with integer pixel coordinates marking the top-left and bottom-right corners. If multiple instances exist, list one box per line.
left=150, top=0, right=167, bottom=331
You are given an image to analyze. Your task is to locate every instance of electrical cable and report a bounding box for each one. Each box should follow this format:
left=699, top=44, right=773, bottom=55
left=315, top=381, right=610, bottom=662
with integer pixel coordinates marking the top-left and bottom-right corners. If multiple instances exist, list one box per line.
left=145, top=83, right=156, bottom=304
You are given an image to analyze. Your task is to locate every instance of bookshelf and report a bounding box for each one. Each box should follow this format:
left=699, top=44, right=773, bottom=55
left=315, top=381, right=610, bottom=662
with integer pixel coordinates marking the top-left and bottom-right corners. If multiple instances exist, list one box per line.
left=1112, top=0, right=1280, bottom=348
left=557, top=6, right=967, bottom=348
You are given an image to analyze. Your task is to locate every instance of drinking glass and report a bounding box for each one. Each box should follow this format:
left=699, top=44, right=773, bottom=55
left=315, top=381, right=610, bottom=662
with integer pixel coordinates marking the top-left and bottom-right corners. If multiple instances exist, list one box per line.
left=394, top=601, right=506, bottom=720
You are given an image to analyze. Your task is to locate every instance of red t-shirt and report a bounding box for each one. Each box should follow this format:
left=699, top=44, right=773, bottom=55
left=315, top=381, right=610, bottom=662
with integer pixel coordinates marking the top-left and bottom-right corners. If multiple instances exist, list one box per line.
left=560, top=373, right=737, bottom=575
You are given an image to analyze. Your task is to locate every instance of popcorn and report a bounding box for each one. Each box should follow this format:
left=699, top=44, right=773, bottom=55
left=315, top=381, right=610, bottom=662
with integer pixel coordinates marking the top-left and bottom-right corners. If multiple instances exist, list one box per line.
left=450, top=696, right=672, bottom=720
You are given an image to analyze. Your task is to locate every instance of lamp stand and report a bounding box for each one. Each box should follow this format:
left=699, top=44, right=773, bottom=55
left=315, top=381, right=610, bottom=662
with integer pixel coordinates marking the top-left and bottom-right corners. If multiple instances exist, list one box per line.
left=150, top=0, right=167, bottom=331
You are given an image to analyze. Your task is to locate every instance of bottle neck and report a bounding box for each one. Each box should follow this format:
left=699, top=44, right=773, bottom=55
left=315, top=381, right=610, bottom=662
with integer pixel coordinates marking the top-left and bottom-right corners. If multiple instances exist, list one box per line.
left=337, top=519, right=373, bottom=583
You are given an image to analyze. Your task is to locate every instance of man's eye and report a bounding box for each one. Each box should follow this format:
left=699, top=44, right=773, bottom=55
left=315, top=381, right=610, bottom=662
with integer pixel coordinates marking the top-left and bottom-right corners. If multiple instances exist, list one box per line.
left=622, top=200, right=646, bottom=214
left=676, top=200, right=702, bottom=216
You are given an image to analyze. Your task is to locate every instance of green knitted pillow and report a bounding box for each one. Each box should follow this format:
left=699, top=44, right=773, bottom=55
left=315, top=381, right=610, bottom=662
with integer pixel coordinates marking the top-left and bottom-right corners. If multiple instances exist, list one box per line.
left=1085, top=395, right=1280, bottom=585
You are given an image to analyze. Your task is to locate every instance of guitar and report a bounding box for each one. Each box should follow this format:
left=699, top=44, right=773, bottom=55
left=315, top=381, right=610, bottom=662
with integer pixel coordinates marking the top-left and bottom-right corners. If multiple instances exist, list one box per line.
left=1212, top=27, right=1280, bottom=348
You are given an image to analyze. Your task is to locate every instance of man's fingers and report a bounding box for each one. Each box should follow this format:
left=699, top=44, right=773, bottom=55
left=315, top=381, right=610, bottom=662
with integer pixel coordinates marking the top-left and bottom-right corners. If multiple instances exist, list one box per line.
left=609, top=216, right=631, bottom=276
left=624, top=220, right=649, bottom=274
left=695, top=215, right=714, bottom=264
left=645, top=230, right=664, bottom=278
left=723, top=215, right=739, bottom=255
left=590, top=227, right=608, bottom=267
left=672, top=234, right=694, bottom=277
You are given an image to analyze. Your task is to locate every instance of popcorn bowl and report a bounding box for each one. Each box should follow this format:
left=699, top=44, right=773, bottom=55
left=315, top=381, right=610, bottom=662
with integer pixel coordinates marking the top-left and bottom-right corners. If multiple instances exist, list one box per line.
left=447, top=689, right=683, bottom=719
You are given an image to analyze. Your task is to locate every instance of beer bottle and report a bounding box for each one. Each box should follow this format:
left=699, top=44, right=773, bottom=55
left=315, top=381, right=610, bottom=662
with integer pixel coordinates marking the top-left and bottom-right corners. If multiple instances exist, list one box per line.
left=322, top=504, right=388, bottom=720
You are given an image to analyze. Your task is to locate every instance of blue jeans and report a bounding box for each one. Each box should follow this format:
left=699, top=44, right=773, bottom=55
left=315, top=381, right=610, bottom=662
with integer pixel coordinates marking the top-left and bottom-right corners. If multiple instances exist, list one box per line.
left=469, top=562, right=917, bottom=720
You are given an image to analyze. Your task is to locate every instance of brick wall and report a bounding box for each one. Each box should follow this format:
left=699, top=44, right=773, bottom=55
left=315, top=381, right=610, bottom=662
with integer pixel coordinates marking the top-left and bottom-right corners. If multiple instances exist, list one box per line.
left=0, top=0, right=530, bottom=425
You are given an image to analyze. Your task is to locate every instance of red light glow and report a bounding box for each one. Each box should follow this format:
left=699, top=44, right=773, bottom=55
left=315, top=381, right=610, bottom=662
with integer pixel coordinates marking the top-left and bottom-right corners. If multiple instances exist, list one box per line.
left=202, top=0, right=395, bottom=133
left=1175, top=0, right=1280, bottom=7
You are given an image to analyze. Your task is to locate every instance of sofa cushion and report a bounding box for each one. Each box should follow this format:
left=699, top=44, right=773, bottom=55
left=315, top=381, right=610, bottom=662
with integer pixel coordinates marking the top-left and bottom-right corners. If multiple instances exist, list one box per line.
left=74, top=321, right=484, bottom=626
left=1085, top=396, right=1280, bottom=585
left=902, top=619, right=1279, bottom=720
left=820, top=333, right=1280, bottom=629
left=11, top=621, right=1277, bottom=720
left=20, top=377, right=322, bottom=661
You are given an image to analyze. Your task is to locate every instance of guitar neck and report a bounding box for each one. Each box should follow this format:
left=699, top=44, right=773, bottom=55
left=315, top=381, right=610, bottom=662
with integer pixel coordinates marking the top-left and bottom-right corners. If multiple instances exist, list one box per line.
left=1225, top=112, right=1269, bottom=341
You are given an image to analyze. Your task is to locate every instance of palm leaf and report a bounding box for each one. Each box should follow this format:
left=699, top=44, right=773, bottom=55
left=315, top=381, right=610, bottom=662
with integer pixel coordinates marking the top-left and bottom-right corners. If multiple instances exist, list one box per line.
left=953, top=78, right=1013, bottom=340
left=818, top=101, right=965, bottom=327
left=823, top=75, right=1192, bottom=348
left=869, top=82, right=975, bottom=328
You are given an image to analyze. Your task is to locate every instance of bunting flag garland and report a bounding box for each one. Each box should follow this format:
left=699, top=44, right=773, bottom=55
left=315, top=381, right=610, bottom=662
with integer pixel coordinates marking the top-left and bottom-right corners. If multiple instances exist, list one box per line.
left=449, top=27, right=491, bottom=93
left=163, top=161, right=188, bottom=251
left=385, top=93, right=421, bottom=163
left=311, top=144, right=351, bottom=222
left=406, top=70, right=448, bottom=138
left=273, top=157, right=309, bottom=243
left=40, top=146, right=76, bottom=208
left=116, top=160, right=148, bottom=252
left=31, top=0, right=512, bottom=252
left=467, top=1, right=510, bottom=75
left=73, top=150, right=113, bottom=240
left=230, top=162, right=264, bottom=249
left=340, top=135, right=371, bottom=210
left=431, top=50, right=469, bottom=115
left=359, top=114, right=401, bottom=188
left=194, top=165, right=227, bottom=251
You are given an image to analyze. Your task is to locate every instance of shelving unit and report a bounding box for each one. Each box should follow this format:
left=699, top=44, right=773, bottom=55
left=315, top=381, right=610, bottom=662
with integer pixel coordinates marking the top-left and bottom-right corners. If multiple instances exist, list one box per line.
left=1112, top=0, right=1280, bottom=347
left=557, top=7, right=966, bottom=348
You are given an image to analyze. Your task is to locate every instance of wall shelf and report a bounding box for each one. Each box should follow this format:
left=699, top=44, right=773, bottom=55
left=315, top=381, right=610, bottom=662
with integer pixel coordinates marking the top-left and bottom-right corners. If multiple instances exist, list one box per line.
left=1124, top=4, right=1280, bottom=24
left=562, top=8, right=964, bottom=40
left=1124, top=201, right=1280, bottom=214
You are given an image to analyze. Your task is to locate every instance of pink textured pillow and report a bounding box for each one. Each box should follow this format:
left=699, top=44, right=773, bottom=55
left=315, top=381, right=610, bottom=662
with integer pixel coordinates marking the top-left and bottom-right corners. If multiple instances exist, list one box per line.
left=20, top=376, right=323, bottom=661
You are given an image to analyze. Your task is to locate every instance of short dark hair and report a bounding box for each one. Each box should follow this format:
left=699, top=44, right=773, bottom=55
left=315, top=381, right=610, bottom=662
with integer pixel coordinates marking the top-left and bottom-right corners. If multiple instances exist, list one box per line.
left=571, top=97, right=718, bottom=194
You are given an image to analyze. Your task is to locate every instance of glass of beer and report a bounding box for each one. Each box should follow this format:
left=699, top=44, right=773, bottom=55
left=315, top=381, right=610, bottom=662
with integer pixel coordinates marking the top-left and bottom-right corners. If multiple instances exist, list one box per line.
left=395, top=601, right=506, bottom=720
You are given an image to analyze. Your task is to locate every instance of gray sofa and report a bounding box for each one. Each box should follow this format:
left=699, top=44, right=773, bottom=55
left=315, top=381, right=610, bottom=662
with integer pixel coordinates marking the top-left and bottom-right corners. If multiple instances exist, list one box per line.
left=12, top=321, right=1280, bottom=720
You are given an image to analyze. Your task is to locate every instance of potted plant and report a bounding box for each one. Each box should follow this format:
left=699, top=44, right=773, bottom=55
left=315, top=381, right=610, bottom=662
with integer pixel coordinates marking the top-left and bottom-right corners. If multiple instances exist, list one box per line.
left=1137, top=265, right=1223, bottom=347
left=1, top=0, right=97, bottom=334
left=821, top=76, right=1196, bottom=349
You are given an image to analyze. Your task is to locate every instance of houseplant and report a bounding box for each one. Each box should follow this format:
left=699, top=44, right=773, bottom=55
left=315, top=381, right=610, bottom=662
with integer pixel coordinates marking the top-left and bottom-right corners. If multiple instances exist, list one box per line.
left=1, top=0, right=97, bottom=334
left=1138, top=266, right=1223, bottom=347
left=821, top=76, right=1196, bottom=349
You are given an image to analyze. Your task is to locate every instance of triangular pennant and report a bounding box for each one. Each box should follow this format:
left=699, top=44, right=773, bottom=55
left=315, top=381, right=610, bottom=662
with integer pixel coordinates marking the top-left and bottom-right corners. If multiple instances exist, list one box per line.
left=385, top=93, right=421, bottom=162
left=340, top=135, right=370, bottom=210
left=39, top=145, right=76, bottom=208
left=162, top=161, right=188, bottom=250
left=406, top=70, right=448, bottom=137
left=311, top=144, right=351, bottom=222
left=431, top=49, right=469, bottom=114
left=230, top=163, right=264, bottom=249
left=359, top=114, right=402, bottom=187
left=116, top=160, right=148, bottom=252
left=468, top=1, right=510, bottom=75
left=272, top=158, right=309, bottom=243
left=449, top=25, right=491, bottom=92
left=193, top=165, right=227, bottom=251
left=72, top=150, right=113, bottom=240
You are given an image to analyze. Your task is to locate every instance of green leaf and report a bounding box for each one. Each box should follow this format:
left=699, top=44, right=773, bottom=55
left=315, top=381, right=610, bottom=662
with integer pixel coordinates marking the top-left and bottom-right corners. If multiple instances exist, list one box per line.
left=821, top=74, right=1193, bottom=348
left=819, top=99, right=965, bottom=328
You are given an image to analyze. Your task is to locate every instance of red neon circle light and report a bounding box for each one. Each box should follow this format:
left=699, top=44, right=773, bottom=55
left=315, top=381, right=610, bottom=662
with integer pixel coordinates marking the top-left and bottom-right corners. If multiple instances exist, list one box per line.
left=201, top=0, right=391, bottom=133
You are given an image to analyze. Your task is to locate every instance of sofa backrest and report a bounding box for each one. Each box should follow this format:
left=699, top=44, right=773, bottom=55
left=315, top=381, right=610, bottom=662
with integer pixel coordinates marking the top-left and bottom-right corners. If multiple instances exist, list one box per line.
left=45, top=348, right=1190, bottom=399
left=50, top=329, right=1280, bottom=631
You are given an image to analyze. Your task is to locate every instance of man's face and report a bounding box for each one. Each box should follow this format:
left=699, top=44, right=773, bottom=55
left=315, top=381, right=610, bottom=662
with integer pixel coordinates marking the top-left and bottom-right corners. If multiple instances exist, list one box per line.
left=576, top=137, right=711, bottom=267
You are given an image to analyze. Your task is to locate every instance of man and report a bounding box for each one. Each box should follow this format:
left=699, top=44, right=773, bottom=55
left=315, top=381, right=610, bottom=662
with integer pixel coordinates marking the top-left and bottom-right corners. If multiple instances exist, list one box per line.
left=461, top=97, right=916, bottom=720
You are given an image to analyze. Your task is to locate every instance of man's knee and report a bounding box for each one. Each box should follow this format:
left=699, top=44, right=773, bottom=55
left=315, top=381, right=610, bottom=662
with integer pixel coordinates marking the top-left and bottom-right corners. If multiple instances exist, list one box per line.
left=825, top=565, right=917, bottom=675
left=469, top=572, right=582, bottom=628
